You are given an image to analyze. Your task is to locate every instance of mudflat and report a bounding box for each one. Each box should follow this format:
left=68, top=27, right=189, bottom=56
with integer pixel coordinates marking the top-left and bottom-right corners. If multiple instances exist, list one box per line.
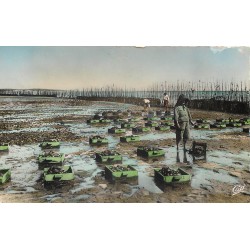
left=0, top=97, right=249, bottom=203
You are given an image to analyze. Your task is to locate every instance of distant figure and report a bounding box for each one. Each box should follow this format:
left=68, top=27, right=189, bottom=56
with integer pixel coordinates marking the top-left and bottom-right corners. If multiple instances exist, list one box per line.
left=174, top=94, right=194, bottom=151
left=143, top=98, right=150, bottom=112
left=162, top=92, right=170, bottom=112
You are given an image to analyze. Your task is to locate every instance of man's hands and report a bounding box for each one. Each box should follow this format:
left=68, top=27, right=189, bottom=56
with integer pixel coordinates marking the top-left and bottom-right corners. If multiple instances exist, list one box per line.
left=176, top=123, right=181, bottom=130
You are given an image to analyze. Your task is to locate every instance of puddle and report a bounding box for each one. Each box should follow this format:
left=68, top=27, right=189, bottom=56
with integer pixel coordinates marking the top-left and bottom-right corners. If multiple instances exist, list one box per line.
left=190, top=127, right=242, bottom=140
left=207, top=150, right=250, bottom=170
left=41, top=193, right=62, bottom=202
left=0, top=126, right=56, bottom=134
left=141, top=131, right=175, bottom=141
left=69, top=124, right=108, bottom=136
left=0, top=145, right=41, bottom=193
left=191, top=166, right=240, bottom=190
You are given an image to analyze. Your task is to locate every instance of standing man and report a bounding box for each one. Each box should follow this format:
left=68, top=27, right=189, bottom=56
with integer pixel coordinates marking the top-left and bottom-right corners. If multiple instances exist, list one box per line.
left=174, top=94, right=194, bottom=151
left=162, top=92, right=170, bottom=113
left=143, top=98, right=151, bottom=113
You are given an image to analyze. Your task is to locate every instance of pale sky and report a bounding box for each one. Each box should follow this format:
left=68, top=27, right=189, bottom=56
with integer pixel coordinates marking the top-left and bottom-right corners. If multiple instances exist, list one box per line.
left=0, top=46, right=249, bottom=90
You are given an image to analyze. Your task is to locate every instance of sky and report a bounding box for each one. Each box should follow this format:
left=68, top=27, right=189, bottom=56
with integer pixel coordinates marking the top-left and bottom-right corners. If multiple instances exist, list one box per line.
left=0, top=46, right=249, bottom=90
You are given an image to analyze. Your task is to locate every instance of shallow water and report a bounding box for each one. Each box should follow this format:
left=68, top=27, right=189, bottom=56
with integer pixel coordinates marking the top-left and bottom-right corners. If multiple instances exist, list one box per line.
left=191, top=167, right=240, bottom=190
left=1, top=97, right=249, bottom=199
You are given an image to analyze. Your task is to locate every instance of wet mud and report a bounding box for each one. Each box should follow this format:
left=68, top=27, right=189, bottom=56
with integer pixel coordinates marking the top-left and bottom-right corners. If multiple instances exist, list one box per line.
left=0, top=97, right=250, bottom=203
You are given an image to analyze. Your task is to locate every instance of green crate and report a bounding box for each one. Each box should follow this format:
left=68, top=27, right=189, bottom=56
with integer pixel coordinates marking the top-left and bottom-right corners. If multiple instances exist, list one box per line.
left=95, top=150, right=122, bottom=163
left=155, top=125, right=171, bottom=131
left=161, top=116, right=174, bottom=121
left=99, top=118, right=112, bottom=123
left=0, top=143, right=9, bottom=151
left=240, top=118, right=250, bottom=125
left=146, top=116, right=161, bottom=121
left=229, top=118, right=240, bottom=123
left=121, top=123, right=136, bottom=129
left=105, top=164, right=138, bottom=181
left=0, top=168, right=11, bottom=184
left=89, top=136, right=108, bottom=144
left=128, top=117, right=141, bottom=122
left=132, top=126, right=151, bottom=133
left=228, top=122, right=242, bottom=127
left=44, top=166, right=74, bottom=182
left=154, top=168, right=191, bottom=184
left=120, top=135, right=140, bottom=142
left=38, top=152, right=65, bottom=166
left=145, top=121, right=159, bottom=127
left=161, top=121, right=175, bottom=126
left=241, top=118, right=250, bottom=122
left=216, top=119, right=229, bottom=124
left=211, top=123, right=227, bottom=128
left=194, top=124, right=210, bottom=129
left=113, top=118, right=127, bottom=123
left=39, top=140, right=60, bottom=149
left=137, top=146, right=165, bottom=158
left=108, top=127, right=126, bottom=134
left=241, top=120, right=250, bottom=125
left=196, top=119, right=211, bottom=124
left=87, top=119, right=100, bottom=124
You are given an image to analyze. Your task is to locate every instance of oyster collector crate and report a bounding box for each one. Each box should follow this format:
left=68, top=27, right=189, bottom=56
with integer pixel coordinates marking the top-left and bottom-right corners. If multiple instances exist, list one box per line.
left=243, top=127, right=250, bottom=133
left=89, top=135, right=108, bottom=144
left=145, top=121, right=159, bottom=127
left=0, top=168, right=11, bottom=184
left=0, top=143, right=9, bottom=151
left=191, top=141, right=207, bottom=155
left=87, top=119, right=100, bottom=124
left=194, top=124, right=210, bottom=129
left=128, top=117, right=141, bottom=122
left=196, top=119, right=211, bottom=124
left=113, top=118, right=126, bottom=123
left=99, top=118, right=112, bottom=123
left=38, top=152, right=65, bottom=166
left=227, top=122, right=242, bottom=127
left=132, top=126, right=151, bottom=133
left=144, top=116, right=161, bottom=121
left=229, top=118, right=241, bottom=123
left=108, top=127, right=126, bottom=134
left=155, top=125, right=171, bottom=131
left=210, top=122, right=227, bottom=128
left=154, top=167, right=191, bottom=184
left=240, top=118, right=250, bottom=125
left=39, top=140, right=60, bottom=149
left=137, top=146, right=165, bottom=158
left=43, top=166, right=74, bottom=182
left=95, top=150, right=122, bottom=163
left=216, top=119, right=229, bottom=124
left=120, top=135, right=140, bottom=142
left=160, top=121, right=175, bottom=126
left=161, top=116, right=174, bottom=121
left=105, top=164, right=138, bottom=181
left=121, top=122, right=136, bottom=129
